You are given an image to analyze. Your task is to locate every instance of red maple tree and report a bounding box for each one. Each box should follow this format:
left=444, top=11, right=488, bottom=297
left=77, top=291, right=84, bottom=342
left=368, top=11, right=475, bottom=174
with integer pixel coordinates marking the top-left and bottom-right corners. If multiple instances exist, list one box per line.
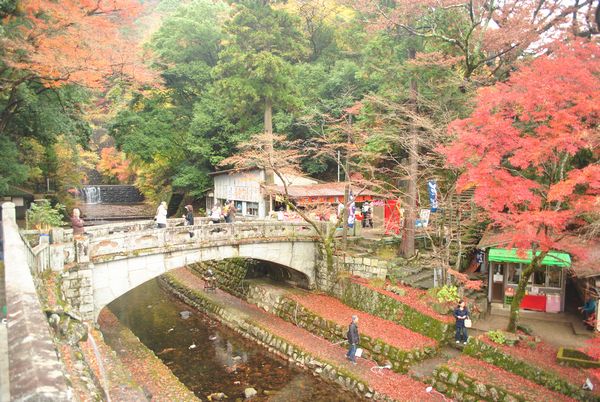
left=441, top=38, right=600, bottom=332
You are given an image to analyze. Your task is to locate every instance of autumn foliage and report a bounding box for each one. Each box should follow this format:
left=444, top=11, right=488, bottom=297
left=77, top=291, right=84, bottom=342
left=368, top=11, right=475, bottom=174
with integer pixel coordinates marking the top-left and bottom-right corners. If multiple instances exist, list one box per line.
left=97, top=147, right=135, bottom=184
left=2, top=0, right=154, bottom=90
left=442, top=39, right=600, bottom=256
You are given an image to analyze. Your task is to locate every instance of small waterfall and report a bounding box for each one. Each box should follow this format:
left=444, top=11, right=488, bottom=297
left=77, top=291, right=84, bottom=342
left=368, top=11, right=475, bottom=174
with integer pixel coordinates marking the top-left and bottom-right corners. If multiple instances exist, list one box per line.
left=81, top=186, right=102, bottom=204
left=88, top=332, right=112, bottom=402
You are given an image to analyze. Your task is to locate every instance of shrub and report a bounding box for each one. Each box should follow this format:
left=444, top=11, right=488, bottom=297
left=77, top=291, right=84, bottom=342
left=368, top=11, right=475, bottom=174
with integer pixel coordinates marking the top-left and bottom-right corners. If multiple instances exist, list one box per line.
left=488, top=330, right=507, bottom=345
left=26, top=200, right=65, bottom=232
left=436, top=285, right=460, bottom=304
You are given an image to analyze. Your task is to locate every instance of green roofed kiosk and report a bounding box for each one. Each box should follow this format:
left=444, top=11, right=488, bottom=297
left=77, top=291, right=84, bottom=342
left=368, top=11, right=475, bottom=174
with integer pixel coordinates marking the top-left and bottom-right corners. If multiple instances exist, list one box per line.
left=478, top=232, right=572, bottom=313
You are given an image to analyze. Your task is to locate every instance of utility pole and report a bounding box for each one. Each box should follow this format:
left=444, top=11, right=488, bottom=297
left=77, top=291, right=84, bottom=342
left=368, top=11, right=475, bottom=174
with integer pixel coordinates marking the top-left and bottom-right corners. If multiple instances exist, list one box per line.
left=342, top=115, right=352, bottom=247
left=401, top=47, right=418, bottom=258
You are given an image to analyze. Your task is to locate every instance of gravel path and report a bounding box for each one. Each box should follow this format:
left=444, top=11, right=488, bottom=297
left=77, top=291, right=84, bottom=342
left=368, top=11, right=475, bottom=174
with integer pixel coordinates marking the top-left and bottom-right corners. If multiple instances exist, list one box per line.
left=170, top=268, right=436, bottom=401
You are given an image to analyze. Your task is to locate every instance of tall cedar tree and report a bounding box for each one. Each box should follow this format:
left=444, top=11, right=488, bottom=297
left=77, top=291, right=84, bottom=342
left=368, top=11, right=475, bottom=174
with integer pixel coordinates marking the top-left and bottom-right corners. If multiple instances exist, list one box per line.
left=442, top=39, right=600, bottom=332
left=214, top=0, right=306, bottom=183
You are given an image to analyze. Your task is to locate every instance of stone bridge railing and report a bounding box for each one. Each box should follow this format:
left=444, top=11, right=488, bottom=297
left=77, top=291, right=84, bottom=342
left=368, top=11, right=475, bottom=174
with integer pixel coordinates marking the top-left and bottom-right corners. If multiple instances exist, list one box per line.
left=77, top=221, right=326, bottom=263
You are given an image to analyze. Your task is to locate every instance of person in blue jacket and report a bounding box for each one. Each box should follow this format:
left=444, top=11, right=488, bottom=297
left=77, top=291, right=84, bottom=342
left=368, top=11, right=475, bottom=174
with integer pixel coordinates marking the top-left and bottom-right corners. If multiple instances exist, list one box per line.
left=454, top=300, right=469, bottom=345
left=579, top=293, right=597, bottom=320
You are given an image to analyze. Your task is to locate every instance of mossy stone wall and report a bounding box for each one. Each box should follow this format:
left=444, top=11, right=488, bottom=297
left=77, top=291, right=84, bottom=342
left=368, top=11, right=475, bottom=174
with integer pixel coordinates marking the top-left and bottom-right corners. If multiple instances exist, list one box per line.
left=189, top=258, right=254, bottom=298
left=333, top=279, right=453, bottom=342
left=432, top=366, right=519, bottom=402
left=464, top=338, right=597, bottom=401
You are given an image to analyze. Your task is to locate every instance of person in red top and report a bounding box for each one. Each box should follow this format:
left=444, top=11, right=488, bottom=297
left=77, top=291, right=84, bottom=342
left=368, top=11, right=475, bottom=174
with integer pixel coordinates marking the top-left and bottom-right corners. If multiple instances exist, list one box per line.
left=71, top=208, right=85, bottom=236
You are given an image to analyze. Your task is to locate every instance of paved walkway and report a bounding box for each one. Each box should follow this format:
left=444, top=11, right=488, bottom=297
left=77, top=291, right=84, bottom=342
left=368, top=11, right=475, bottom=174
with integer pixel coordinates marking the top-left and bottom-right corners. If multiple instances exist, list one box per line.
left=170, top=268, right=437, bottom=401
left=473, top=305, right=593, bottom=349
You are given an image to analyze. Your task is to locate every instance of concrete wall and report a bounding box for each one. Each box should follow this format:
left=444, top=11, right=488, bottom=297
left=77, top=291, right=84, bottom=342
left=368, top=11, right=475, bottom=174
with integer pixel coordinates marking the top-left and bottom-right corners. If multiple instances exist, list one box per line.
left=2, top=202, right=72, bottom=401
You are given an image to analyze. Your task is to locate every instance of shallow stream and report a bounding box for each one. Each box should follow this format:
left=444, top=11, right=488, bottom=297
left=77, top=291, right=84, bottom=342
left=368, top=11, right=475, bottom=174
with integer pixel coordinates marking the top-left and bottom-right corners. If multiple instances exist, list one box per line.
left=104, top=278, right=358, bottom=401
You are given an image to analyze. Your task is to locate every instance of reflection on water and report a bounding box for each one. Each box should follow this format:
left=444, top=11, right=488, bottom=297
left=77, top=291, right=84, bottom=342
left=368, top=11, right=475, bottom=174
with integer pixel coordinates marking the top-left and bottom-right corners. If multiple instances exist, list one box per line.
left=104, top=278, right=359, bottom=401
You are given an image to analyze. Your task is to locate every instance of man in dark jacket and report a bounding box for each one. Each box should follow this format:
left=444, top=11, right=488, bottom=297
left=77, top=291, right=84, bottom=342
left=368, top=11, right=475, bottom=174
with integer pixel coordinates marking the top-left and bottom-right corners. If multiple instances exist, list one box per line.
left=346, top=315, right=360, bottom=364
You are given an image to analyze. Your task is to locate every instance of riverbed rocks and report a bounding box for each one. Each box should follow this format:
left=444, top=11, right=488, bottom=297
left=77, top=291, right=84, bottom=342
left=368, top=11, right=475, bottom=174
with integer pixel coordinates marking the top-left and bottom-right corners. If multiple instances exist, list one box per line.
left=180, top=310, right=192, bottom=319
left=242, top=387, right=256, bottom=399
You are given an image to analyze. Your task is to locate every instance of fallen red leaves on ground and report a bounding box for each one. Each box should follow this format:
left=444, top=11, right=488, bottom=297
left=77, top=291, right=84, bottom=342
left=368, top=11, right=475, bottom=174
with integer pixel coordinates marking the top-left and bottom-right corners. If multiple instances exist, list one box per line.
left=447, top=355, right=576, bottom=402
left=480, top=334, right=598, bottom=393
left=352, top=277, right=454, bottom=324
left=288, top=292, right=437, bottom=350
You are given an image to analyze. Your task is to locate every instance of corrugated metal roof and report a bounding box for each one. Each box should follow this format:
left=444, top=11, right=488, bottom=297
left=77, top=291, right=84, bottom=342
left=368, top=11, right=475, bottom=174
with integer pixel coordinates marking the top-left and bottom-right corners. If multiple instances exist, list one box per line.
left=270, top=182, right=384, bottom=198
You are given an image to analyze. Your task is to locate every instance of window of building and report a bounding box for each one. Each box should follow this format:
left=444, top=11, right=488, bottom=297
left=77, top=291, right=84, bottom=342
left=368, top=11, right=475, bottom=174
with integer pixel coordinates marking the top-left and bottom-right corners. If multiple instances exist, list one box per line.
left=247, top=202, right=259, bottom=216
left=547, top=268, right=562, bottom=288
left=533, top=269, right=546, bottom=286
left=234, top=200, right=243, bottom=214
left=507, top=264, right=521, bottom=284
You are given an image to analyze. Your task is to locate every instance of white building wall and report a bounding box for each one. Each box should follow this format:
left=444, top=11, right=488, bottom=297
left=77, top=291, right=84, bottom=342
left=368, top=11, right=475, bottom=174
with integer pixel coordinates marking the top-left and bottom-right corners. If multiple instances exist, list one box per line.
left=212, top=168, right=319, bottom=218
left=213, top=169, right=267, bottom=217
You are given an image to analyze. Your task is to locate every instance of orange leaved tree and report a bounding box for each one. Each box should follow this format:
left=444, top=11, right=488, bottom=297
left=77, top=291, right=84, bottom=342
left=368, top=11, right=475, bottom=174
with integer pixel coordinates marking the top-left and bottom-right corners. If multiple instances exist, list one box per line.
left=441, top=39, right=600, bottom=332
left=0, top=0, right=154, bottom=132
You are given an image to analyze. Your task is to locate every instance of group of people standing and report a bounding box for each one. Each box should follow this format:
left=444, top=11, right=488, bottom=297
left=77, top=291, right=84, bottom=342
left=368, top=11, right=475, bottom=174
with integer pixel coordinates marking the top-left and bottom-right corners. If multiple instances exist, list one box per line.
left=210, top=201, right=237, bottom=224
left=154, top=200, right=238, bottom=229
left=154, top=201, right=195, bottom=228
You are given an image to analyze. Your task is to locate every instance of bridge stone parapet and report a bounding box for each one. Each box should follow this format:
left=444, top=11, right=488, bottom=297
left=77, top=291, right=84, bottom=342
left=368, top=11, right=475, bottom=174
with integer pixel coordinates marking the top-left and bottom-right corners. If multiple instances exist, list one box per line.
left=63, top=221, right=326, bottom=321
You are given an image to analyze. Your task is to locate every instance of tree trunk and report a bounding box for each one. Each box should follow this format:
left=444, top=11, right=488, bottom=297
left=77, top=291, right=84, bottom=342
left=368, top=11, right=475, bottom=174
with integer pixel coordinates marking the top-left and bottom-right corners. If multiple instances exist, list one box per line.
left=263, top=97, right=274, bottom=217
left=507, top=251, right=548, bottom=332
left=342, top=183, right=349, bottom=248
left=401, top=47, right=418, bottom=258
left=264, top=97, right=274, bottom=185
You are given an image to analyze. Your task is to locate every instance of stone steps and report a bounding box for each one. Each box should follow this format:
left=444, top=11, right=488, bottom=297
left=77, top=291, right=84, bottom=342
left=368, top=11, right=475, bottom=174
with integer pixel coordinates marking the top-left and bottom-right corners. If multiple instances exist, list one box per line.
left=399, top=269, right=435, bottom=289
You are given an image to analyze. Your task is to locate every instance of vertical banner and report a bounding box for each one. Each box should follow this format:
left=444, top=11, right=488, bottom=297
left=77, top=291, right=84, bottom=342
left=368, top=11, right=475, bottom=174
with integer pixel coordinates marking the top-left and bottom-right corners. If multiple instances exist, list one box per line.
left=427, top=180, right=438, bottom=212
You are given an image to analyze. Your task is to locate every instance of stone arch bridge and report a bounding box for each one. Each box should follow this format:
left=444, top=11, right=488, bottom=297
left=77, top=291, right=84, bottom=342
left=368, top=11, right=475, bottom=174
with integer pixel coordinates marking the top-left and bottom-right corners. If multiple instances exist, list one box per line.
left=66, top=221, right=325, bottom=321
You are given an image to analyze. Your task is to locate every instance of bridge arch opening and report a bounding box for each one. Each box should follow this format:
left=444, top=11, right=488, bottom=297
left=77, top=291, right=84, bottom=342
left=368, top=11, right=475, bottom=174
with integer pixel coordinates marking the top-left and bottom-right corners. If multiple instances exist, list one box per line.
left=191, top=258, right=310, bottom=292
left=244, top=259, right=310, bottom=289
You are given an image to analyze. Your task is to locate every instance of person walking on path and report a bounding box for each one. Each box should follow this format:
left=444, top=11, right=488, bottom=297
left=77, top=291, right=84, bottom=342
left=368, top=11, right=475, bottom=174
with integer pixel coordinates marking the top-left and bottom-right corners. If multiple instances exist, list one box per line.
left=183, top=205, right=194, bottom=226
left=346, top=315, right=360, bottom=364
left=454, top=300, right=470, bottom=345
left=155, top=201, right=168, bottom=229
left=71, top=208, right=85, bottom=236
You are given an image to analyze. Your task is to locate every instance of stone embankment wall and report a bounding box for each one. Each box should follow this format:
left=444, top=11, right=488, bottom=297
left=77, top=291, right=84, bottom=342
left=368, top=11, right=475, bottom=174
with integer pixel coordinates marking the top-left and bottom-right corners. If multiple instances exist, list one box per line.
left=335, top=255, right=389, bottom=280
left=159, top=273, right=390, bottom=401
left=189, top=259, right=252, bottom=298
left=246, top=285, right=437, bottom=373
left=333, top=280, right=453, bottom=342
left=432, top=366, right=518, bottom=402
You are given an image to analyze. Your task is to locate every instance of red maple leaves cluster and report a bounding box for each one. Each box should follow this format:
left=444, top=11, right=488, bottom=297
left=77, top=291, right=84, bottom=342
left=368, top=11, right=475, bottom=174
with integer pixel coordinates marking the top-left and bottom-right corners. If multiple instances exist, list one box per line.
left=480, top=334, right=596, bottom=392
left=442, top=39, right=600, bottom=258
